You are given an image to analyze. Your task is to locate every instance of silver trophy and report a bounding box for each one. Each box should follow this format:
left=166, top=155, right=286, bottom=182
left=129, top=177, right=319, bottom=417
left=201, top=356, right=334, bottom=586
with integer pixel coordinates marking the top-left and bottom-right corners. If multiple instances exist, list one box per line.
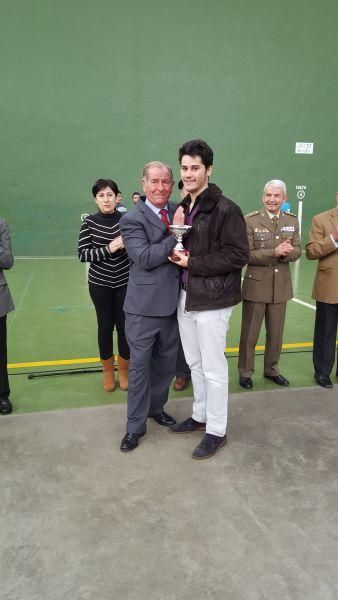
left=169, top=224, right=192, bottom=255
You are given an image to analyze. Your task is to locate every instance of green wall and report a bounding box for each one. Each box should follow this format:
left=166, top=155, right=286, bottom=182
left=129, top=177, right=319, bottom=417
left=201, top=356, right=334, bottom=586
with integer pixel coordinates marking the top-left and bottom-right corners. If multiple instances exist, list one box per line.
left=1, top=0, right=337, bottom=255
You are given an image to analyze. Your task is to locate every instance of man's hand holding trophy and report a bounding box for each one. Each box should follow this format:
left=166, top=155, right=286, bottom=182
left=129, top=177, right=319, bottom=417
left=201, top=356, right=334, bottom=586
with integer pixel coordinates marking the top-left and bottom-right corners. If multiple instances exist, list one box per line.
left=169, top=206, right=191, bottom=266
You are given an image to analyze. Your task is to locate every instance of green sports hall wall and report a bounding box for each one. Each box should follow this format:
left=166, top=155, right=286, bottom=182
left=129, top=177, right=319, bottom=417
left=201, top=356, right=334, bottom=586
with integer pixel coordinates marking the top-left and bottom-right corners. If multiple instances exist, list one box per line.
left=1, top=0, right=337, bottom=256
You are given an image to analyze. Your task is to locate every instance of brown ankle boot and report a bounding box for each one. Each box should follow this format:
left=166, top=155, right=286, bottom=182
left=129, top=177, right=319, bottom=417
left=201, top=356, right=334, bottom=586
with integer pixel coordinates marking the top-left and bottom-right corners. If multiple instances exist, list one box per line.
left=100, top=357, right=115, bottom=392
left=118, top=356, right=129, bottom=391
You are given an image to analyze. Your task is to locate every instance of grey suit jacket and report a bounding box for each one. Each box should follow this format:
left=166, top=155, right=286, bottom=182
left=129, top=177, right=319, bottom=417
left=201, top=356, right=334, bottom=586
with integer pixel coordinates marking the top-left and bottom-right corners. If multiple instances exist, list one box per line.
left=120, top=201, right=180, bottom=316
left=0, top=218, right=15, bottom=317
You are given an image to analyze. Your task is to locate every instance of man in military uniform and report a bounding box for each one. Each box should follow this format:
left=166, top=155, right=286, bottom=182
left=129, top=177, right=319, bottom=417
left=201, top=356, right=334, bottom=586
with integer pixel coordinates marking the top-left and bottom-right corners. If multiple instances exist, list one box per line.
left=238, top=180, right=301, bottom=389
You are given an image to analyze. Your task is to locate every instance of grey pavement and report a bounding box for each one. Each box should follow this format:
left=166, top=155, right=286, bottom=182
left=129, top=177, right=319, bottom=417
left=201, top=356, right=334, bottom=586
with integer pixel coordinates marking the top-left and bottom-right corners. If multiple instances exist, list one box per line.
left=1, top=386, right=338, bottom=600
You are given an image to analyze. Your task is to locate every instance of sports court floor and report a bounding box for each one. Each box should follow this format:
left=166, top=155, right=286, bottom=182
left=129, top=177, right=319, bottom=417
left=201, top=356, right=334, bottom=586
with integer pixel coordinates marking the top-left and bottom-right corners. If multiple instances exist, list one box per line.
left=5, top=253, right=335, bottom=415
left=2, top=255, right=338, bottom=600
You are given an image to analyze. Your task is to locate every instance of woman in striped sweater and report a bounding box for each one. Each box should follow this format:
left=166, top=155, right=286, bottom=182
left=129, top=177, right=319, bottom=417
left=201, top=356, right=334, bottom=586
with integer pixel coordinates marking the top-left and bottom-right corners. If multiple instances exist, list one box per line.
left=78, top=179, right=130, bottom=392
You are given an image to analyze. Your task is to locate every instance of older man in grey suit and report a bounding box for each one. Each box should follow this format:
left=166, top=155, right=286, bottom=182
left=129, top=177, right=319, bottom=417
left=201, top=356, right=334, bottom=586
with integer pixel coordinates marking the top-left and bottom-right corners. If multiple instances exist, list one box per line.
left=0, top=217, right=15, bottom=415
left=119, top=161, right=180, bottom=451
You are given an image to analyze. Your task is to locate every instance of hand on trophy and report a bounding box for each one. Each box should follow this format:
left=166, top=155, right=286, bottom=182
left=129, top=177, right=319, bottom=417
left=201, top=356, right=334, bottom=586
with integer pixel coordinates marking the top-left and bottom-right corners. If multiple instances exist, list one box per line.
left=168, top=206, right=192, bottom=264
left=169, top=250, right=189, bottom=267
left=173, top=206, right=185, bottom=226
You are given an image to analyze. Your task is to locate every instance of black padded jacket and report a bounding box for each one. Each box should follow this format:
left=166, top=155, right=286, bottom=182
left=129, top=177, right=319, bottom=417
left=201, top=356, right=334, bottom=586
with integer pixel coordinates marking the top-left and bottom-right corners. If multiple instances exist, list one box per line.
left=180, top=183, right=249, bottom=311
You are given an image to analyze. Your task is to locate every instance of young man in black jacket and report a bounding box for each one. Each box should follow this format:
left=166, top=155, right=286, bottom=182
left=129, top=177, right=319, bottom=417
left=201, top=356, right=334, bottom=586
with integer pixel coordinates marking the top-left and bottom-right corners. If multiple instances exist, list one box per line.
left=170, top=139, right=248, bottom=459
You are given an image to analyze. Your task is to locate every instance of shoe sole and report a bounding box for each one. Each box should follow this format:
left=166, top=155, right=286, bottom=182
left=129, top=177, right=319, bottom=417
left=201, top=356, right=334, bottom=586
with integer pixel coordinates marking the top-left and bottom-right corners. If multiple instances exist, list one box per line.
left=192, top=438, right=227, bottom=460
left=149, top=417, right=176, bottom=427
left=264, top=376, right=289, bottom=386
left=120, top=445, right=138, bottom=452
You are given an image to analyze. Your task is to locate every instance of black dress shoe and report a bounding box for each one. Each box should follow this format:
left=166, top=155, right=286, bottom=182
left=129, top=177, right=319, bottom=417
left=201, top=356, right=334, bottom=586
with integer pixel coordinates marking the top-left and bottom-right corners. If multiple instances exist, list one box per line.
left=239, top=377, right=253, bottom=389
left=0, top=398, right=12, bottom=415
left=315, top=374, right=333, bottom=389
left=120, top=432, right=145, bottom=452
left=192, top=433, right=227, bottom=460
left=149, top=411, right=176, bottom=426
left=264, top=374, right=289, bottom=386
left=170, top=417, right=206, bottom=434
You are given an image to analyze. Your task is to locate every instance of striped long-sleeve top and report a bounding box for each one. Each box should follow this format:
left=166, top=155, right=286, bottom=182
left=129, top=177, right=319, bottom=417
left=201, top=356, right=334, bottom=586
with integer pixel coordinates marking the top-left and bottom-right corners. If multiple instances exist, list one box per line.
left=78, top=211, right=129, bottom=288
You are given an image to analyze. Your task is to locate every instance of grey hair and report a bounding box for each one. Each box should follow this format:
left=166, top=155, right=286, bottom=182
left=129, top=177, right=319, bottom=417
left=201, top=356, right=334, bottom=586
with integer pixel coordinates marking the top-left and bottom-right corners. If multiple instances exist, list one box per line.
left=142, top=161, right=174, bottom=181
left=263, top=179, right=287, bottom=195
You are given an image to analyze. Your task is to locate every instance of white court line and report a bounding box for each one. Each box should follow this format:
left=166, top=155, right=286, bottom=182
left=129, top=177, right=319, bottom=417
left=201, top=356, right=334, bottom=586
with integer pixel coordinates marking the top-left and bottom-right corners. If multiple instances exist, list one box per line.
left=8, top=262, right=38, bottom=333
left=292, top=298, right=316, bottom=310
left=16, top=256, right=76, bottom=260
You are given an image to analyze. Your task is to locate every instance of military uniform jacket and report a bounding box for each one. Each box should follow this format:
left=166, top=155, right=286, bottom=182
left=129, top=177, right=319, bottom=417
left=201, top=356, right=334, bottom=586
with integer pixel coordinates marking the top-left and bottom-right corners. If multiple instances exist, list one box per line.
left=305, top=207, right=338, bottom=304
left=242, top=209, right=301, bottom=304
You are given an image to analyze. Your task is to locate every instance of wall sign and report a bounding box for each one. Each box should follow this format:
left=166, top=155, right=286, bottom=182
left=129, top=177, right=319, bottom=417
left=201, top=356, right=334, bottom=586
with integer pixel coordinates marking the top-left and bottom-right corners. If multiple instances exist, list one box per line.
left=295, top=142, right=314, bottom=154
left=296, top=185, right=307, bottom=200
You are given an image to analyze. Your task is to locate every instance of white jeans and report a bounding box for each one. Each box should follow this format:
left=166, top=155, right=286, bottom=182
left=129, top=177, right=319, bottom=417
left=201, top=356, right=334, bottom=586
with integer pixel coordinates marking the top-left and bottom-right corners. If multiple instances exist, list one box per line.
left=178, top=290, right=233, bottom=437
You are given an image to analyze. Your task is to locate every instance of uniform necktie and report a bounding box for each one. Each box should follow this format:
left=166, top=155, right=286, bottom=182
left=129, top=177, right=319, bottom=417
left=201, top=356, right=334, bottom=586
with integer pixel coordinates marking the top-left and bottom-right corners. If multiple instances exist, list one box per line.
left=159, top=209, right=170, bottom=230
left=272, top=216, right=278, bottom=231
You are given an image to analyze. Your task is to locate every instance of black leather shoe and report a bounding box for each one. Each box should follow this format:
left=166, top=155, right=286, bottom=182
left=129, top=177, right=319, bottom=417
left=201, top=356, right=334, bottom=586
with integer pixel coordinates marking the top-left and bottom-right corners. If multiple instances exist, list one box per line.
left=0, top=398, right=12, bottom=415
left=264, top=374, right=289, bottom=386
left=170, top=417, right=206, bottom=434
left=120, top=432, right=145, bottom=452
left=192, top=433, right=227, bottom=460
left=149, top=411, right=176, bottom=426
left=315, top=374, right=333, bottom=389
left=239, top=377, right=253, bottom=389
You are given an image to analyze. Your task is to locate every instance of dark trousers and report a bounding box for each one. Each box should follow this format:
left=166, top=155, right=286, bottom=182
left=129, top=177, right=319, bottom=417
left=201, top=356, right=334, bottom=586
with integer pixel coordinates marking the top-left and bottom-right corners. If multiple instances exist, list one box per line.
left=313, top=301, right=338, bottom=377
left=175, top=336, right=191, bottom=379
left=125, top=312, right=179, bottom=434
left=238, top=300, right=286, bottom=377
left=89, top=284, right=130, bottom=360
left=0, top=316, right=10, bottom=399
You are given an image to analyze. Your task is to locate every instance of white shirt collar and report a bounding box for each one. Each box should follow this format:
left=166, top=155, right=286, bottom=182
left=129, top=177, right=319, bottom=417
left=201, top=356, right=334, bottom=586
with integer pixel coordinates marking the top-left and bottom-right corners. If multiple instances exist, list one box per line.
left=145, top=199, right=169, bottom=215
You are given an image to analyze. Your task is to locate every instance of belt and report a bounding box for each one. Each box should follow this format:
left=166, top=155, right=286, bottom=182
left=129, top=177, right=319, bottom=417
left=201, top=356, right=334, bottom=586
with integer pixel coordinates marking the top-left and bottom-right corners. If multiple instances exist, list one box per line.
left=181, top=282, right=187, bottom=291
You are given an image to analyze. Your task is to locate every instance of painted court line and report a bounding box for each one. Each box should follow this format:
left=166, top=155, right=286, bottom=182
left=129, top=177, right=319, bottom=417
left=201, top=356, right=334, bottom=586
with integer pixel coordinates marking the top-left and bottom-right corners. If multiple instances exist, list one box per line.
left=8, top=357, right=100, bottom=369
left=9, top=340, right=337, bottom=370
left=292, top=298, right=316, bottom=310
left=8, top=263, right=38, bottom=333
left=8, top=343, right=320, bottom=369
left=16, top=256, right=76, bottom=260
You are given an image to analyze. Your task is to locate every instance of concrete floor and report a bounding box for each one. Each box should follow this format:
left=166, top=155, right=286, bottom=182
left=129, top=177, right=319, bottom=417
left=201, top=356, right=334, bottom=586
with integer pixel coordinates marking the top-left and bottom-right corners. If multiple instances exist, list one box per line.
left=1, top=386, right=338, bottom=600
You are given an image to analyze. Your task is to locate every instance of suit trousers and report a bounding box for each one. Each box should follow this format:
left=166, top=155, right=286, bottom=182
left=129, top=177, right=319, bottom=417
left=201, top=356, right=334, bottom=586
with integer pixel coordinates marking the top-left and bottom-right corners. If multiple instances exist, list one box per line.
left=0, top=316, right=10, bottom=399
left=124, top=311, right=178, bottom=434
left=238, top=300, right=286, bottom=378
left=178, top=290, right=232, bottom=437
left=313, top=301, right=338, bottom=377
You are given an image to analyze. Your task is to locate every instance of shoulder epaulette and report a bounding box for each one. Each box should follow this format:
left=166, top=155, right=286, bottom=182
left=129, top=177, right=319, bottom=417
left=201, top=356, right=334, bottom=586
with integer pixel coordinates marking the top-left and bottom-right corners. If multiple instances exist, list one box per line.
left=283, top=211, right=297, bottom=217
left=245, top=210, right=260, bottom=218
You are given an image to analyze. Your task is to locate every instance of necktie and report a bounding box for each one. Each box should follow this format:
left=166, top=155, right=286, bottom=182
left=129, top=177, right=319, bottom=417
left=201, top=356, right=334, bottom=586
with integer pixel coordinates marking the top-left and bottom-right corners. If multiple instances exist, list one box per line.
left=272, top=216, right=278, bottom=231
left=159, top=209, right=170, bottom=231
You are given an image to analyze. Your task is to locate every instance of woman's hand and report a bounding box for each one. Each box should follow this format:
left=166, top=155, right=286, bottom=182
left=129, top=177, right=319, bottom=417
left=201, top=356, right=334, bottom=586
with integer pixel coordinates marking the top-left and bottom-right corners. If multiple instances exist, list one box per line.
left=109, top=236, right=124, bottom=253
